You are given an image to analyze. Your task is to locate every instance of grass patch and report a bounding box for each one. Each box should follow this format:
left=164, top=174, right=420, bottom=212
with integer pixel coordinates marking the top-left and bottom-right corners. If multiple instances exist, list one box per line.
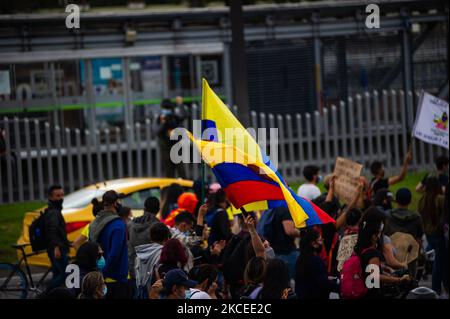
left=289, top=171, right=427, bottom=212
left=0, top=201, right=44, bottom=263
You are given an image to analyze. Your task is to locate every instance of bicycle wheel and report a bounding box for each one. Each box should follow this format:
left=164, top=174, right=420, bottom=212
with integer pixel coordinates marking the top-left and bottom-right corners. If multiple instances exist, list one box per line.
left=0, top=263, right=28, bottom=299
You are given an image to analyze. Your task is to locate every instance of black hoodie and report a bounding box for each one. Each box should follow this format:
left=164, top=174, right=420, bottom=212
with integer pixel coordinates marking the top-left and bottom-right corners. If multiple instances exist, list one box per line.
left=385, top=208, right=424, bottom=239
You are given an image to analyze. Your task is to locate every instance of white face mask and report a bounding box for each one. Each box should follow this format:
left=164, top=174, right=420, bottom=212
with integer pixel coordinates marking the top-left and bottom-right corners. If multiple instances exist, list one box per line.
left=379, top=223, right=384, bottom=232
left=265, top=247, right=275, bottom=259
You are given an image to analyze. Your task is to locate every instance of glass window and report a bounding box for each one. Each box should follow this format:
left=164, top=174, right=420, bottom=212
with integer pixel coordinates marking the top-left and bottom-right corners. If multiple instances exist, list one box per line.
left=122, top=187, right=161, bottom=210
left=63, top=188, right=106, bottom=209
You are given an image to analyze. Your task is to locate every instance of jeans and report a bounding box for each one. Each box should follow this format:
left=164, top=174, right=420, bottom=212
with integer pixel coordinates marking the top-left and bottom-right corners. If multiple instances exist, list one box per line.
left=46, top=247, right=69, bottom=292
left=426, top=235, right=449, bottom=294
left=276, top=250, right=300, bottom=280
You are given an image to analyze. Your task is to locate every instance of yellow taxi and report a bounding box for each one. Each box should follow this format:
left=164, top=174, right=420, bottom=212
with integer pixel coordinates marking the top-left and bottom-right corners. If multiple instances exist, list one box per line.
left=17, top=177, right=194, bottom=267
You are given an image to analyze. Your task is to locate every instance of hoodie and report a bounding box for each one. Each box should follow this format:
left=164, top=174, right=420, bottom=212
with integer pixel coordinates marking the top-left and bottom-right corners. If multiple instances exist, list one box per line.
left=385, top=208, right=424, bottom=239
left=134, top=242, right=163, bottom=288
left=89, top=210, right=128, bottom=282
left=170, top=227, right=195, bottom=271
left=127, top=213, right=159, bottom=278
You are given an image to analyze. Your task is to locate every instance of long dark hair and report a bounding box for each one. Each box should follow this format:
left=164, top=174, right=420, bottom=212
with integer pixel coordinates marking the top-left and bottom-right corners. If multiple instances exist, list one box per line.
left=418, top=176, right=442, bottom=226
left=354, top=207, right=384, bottom=256
left=244, top=256, right=267, bottom=285
left=160, top=183, right=184, bottom=219
left=260, top=258, right=290, bottom=299
left=296, top=228, right=320, bottom=279
left=76, top=242, right=100, bottom=272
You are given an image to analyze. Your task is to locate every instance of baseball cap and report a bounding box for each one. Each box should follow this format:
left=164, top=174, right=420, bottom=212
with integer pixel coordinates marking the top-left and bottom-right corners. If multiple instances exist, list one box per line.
left=163, top=269, right=197, bottom=291
left=395, top=188, right=412, bottom=206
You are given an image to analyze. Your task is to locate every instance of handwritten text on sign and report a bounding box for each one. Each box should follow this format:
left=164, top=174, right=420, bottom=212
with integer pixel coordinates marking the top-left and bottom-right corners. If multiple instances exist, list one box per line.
left=333, top=157, right=363, bottom=206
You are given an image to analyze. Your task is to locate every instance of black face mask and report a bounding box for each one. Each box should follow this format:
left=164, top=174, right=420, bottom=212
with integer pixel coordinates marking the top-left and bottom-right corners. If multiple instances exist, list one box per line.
left=115, top=203, right=123, bottom=212
left=49, top=199, right=63, bottom=209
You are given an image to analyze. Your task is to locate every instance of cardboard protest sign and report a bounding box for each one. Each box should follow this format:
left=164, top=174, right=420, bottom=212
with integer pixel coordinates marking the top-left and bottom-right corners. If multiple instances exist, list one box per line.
left=333, top=157, right=363, bottom=206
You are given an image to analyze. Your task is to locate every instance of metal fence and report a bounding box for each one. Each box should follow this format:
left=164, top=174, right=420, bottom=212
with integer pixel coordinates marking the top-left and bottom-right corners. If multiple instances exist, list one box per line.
left=0, top=89, right=447, bottom=204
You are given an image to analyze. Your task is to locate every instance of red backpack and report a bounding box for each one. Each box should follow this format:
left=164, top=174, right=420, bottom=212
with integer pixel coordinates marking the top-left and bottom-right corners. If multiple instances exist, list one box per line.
left=340, top=248, right=374, bottom=299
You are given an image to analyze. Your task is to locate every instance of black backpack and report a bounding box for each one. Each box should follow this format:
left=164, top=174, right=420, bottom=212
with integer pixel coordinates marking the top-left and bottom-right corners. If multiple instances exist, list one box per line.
left=29, top=209, right=48, bottom=252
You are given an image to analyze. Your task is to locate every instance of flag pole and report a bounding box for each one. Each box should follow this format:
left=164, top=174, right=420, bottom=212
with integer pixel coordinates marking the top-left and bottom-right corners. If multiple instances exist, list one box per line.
left=200, top=78, right=206, bottom=205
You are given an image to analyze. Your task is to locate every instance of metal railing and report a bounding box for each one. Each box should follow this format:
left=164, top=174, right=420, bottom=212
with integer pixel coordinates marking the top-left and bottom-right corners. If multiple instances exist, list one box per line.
left=0, top=89, right=446, bottom=204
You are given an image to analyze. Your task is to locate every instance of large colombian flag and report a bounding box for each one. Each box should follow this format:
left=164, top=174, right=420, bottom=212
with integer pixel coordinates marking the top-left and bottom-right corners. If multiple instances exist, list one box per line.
left=189, top=79, right=334, bottom=228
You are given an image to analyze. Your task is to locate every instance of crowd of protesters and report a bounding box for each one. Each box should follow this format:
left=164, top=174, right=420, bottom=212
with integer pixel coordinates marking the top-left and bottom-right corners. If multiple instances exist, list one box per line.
left=40, top=153, right=449, bottom=300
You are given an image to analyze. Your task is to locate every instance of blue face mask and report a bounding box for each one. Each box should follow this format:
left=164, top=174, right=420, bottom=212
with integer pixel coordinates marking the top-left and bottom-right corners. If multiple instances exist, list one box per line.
left=97, top=256, right=106, bottom=271
left=317, top=175, right=324, bottom=183
left=185, top=289, right=192, bottom=299
left=102, top=285, right=108, bottom=297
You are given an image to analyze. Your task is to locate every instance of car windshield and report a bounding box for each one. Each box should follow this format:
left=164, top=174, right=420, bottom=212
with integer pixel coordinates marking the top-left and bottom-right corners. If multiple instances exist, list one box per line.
left=63, top=188, right=106, bottom=209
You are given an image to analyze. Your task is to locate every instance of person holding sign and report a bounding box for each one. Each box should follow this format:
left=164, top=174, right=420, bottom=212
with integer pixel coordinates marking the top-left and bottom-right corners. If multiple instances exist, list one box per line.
left=369, top=149, right=413, bottom=198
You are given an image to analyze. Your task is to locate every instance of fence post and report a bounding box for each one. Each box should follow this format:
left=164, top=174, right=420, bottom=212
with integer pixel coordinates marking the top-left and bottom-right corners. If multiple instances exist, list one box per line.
left=305, top=113, right=313, bottom=165
left=331, top=105, right=339, bottom=160
left=116, top=127, right=124, bottom=179
left=373, top=91, right=382, bottom=164
left=277, top=115, right=287, bottom=178
left=126, top=125, right=133, bottom=177
left=24, top=118, right=34, bottom=201
left=295, top=114, right=304, bottom=176
left=14, top=118, right=24, bottom=202
left=105, top=129, right=113, bottom=180
left=382, top=90, right=392, bottom=171
left=34, top=120, right=44, bottom=200
left=407, top=91, right=418, bottom=169
left=251, top=111, right=258, bottom=130
left=75, top=129, right=84, bottom=189
left=339, top=101, right=348, bottom=158
left=145, top=118, right=153, bottom=177
left=356, top=94, right=365, bottom=165
left=95, top=129, right=104, bottom=182
left=45, top=122, right=54, bottom=188
left=85, top=129, right=94, bottom=185
left=285, top=114, right=295, bottom=180
left=348, top=97, right=357, bottom=161
left=364, top=92, right=373, bottom=165
left=4, top=118, right=13, bottom=202
left=65, top=128, right=75, bottom=193
left=268, top=113, right=276, bottom=167
left=314, top=111, right=323, bottom=168
left=399, top=91, right=409, bottom=162
left=136, top=122, right=143, bottom=177
left=390, top=90, right=400, bottom=171
left=323, top=108, right=331, bottom=172
left=55, top=126, right=64, bottom=189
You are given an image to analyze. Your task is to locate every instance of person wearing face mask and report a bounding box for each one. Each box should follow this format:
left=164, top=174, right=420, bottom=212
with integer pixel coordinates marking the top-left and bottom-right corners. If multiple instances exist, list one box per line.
left=78, top=271, right=108, bottom=299
left=297, top=165, right=322, bottom=201
left=295, top=228, right=338, bottom=299
left=44, top=185, right=70, bottom=293
left=150, top=269, right=197, bottom=299
left=72, top=242, right=104, bottom=297
left=187, top=264, right=220, bottom=299
left=354, top=208, right=411, bottom=299
left=89, top=190, right=129, bottom=299
left=170, top=211, right=196, bottom=272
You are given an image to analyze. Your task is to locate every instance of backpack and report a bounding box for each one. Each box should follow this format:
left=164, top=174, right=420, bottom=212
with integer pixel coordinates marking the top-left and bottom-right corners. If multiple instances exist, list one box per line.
left=29, top=209, right=48, bottom=252
left=256, top=209, right=275, bottom=242
left=340, top=248, right=374, bottom=299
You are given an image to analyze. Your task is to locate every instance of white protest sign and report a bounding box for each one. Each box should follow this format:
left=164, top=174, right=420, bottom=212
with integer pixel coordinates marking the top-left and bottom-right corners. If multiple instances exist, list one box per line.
left=412, top=92, right=449, bottom=149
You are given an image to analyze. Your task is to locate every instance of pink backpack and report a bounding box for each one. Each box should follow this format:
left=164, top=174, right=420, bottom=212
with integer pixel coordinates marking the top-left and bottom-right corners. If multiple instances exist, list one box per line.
left=340, top=248, right=373, bottom=299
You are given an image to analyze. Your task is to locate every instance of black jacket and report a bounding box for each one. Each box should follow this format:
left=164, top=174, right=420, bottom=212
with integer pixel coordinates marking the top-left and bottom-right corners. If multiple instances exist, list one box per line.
left=45, top=202, right=70, bottom=251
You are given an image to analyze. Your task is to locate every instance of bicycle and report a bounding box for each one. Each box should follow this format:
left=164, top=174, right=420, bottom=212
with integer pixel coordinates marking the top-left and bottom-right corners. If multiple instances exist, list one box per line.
left=0, top=243, right=52, bottom=299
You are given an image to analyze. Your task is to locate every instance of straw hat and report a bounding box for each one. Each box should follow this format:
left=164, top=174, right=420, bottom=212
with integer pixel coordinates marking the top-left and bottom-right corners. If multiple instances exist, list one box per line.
left=390, top=232, right=420, bottom=264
